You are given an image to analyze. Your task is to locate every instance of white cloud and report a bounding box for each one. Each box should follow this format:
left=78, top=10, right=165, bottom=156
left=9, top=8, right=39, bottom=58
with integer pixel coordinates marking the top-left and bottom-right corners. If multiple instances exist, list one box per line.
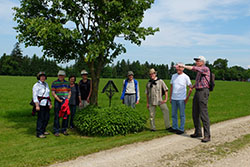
left=0, top=0, right=19, bottom=36
left=0, top=0, right=18, bottom=21
left=248, top=65, right=250, bottom=69
left=145, top=0, right=249, bottom=23
left=143, top=24, right=250, bottom=47
left=141, top=0, right=250, bottom=47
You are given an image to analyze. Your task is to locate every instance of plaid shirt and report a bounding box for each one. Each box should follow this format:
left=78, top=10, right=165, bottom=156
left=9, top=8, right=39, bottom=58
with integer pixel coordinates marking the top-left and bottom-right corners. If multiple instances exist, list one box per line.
left=192, top=66, right=210, bottom=89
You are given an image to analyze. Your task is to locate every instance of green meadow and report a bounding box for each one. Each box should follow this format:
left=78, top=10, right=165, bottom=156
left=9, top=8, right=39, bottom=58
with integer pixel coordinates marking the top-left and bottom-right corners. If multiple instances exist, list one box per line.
left=0, top=76, right=250, bottom=167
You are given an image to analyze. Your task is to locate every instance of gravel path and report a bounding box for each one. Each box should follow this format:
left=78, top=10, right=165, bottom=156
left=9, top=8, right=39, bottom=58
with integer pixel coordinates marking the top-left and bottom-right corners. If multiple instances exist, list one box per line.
left=51, top=115, right=250, bottom=167
left=204, top=146, right=250, bottom=167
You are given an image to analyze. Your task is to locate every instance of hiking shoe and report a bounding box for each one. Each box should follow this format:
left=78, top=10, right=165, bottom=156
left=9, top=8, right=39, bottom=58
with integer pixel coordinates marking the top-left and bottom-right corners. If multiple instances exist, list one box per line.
left=44, top=132, right=50, bottom=135
left=150, top=129, right=156, bottom=132
left=37, top=134, right=46, bottom=138
left=54, top=133, right=60, bottom=137
left=166, top=127, right=175, bottom=132
left=176, top=130, right=184, bottom=135
left=168, top=127, right=177, bottom=133
left=201, top=137, right=211, bottom=143
left=190, top=133, right=202, bottom=138
left=63, top=131, right=69, bottom=136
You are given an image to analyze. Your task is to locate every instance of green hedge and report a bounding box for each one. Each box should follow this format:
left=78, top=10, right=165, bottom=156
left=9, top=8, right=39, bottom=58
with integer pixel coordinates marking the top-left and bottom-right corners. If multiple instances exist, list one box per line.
left=74, top=105, right=147, bottom=136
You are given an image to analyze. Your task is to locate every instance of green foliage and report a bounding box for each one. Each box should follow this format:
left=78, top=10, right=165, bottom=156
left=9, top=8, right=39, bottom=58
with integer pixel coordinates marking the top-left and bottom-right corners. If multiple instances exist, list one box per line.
left=13, top=0, right=159, bottom=105
left=74, top=105, right=147, bottom=136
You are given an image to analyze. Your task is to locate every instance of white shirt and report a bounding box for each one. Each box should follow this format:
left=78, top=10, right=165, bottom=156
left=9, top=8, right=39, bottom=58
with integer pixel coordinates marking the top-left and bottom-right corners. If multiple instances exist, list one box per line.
left=32, top=80, right=51, bottom=106
left=170, top=73, right=192, bottom=100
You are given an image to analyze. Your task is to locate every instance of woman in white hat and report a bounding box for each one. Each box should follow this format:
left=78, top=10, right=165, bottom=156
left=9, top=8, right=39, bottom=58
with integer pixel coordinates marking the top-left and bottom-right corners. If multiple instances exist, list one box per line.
left=32, top=72, right=52, bottom=138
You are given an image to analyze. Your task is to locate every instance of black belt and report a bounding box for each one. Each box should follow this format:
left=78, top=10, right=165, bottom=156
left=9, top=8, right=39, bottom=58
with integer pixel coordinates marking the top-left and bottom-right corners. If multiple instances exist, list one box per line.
left=38, top=96, right=51, bottom=102
left=196, top=88, right=208, bottom=91
left=125, top=93, right=136, bottom=96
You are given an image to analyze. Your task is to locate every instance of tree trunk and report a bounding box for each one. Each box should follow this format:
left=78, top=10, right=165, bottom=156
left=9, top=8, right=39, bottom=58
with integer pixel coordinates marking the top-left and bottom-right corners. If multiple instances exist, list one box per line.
left=88, top=58, right=104, bottom=106
left=90, top=75, right=100, bottom=106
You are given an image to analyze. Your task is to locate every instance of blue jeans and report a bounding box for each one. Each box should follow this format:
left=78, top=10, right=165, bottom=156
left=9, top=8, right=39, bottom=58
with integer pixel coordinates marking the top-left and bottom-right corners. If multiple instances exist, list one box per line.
left=53, top=100, right=68, bottom=134
left=171, top=100, right=186, bottom=132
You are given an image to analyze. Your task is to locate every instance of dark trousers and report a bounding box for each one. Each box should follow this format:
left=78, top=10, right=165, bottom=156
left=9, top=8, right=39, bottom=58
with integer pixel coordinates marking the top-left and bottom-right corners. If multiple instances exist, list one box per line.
left=192, top=88, right=211, bottom=137
left=69, top=105, right=77, bottom=128
left=36, top=105, right=50, bottom=136
left=53, top=100, right=68, bottom=133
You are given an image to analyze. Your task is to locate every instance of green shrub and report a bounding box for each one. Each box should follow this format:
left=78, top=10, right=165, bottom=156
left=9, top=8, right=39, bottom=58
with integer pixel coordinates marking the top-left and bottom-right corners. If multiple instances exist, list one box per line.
left=74, top=105, right=147, bottom=136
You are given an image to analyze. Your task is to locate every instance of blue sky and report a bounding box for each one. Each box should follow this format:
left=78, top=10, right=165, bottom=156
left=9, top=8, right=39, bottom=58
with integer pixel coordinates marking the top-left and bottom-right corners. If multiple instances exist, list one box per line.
left=1, top=0, right=250, bottom=68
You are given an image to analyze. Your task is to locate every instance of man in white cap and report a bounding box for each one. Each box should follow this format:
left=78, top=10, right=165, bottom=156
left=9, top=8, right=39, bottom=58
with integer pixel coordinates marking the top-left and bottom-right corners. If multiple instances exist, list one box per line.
left=121, top=71, right=140, bottom=108
left=51, top=70, right=71, bottom=137
left=180, top=56, right=211, bottom=142
left=146, top=68, right=172, bottom=132
left=169, top=63, right=193, bottom=134
left=79, top=70, right=92, bottom=108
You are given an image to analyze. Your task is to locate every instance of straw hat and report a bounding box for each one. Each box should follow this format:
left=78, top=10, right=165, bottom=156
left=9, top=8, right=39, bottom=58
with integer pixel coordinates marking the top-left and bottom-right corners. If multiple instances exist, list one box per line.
left=149, top=68, right=157, bottom=75
left=81, top=70, right=88, bottom=75
left=127, top=71, right=134, bottom=76
left=37, top=72, right=47, bottom=80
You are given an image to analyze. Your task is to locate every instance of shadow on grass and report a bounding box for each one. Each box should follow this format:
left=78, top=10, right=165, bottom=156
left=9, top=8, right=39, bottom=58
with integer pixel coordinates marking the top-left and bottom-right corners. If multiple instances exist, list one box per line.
left=3, top=108, right=73, bottom=136
left=3, top=108, right=42, bottom=135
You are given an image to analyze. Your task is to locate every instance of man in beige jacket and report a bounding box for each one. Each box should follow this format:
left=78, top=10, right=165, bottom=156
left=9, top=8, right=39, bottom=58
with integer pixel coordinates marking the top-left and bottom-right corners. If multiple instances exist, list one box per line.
left=146, top=69, right=172, bottom=132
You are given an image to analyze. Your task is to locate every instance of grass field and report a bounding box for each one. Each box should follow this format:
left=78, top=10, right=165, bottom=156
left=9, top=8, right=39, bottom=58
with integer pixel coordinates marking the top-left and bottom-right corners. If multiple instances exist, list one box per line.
left=0, top=76, right=250, bottom=167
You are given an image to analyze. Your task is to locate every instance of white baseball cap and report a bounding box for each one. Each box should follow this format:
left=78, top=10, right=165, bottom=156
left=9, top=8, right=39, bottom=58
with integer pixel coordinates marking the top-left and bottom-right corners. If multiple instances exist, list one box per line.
left=57, top=70, right=66, bottom=76
left=194, top=56, right=206, bottom=63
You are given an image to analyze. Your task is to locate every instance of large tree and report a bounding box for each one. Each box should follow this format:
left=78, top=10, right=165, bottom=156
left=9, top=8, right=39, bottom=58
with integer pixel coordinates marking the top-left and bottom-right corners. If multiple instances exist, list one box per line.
left=213, top=58, right=228, bottom=80
left=14, top=0, right=158, bottom=105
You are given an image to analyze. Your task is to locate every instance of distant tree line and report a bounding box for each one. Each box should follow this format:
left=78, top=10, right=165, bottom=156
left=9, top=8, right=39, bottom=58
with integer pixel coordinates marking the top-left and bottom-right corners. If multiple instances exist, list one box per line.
left=1, top=43, right=250, bottom=81
left=66, top=58, right=250, bottom=81
left=0, top=43, right=60, bottom=76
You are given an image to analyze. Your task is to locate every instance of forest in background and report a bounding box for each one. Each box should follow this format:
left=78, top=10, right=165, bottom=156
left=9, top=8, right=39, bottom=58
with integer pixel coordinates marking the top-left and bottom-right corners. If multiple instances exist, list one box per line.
left=1, top=43, right=250, bottom=81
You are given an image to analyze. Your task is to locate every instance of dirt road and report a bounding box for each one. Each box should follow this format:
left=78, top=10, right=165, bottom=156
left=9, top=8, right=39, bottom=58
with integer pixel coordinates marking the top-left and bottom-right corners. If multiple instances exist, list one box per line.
left=51, top=115, right=250, bottom=167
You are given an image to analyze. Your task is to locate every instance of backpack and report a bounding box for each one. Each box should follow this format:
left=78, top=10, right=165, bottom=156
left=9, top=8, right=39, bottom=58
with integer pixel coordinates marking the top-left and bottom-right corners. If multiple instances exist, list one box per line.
left=201, top=68, right=215, bottom=91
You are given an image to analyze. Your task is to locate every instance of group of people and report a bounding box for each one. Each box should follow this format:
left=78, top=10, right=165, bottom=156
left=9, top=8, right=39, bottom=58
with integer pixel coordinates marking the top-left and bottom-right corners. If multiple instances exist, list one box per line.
left=33, top=56, right=211, bottom=143
left=32, top=70, right=92, bottom=138
left=121, top=56, right=211, bottom=143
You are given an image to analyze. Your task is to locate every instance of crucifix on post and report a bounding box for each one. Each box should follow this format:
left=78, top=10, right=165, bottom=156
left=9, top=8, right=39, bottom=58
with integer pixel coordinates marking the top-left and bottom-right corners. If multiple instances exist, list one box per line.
left=101, top=80, right=119, bottom=107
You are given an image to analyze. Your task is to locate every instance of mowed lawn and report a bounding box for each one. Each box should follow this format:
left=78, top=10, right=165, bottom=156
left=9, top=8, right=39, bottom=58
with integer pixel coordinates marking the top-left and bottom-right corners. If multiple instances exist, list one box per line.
left=0, top=76, right=250, bottom=167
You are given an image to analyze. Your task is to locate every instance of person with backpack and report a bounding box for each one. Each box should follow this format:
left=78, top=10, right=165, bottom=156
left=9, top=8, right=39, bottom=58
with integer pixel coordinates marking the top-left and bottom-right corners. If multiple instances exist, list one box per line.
left=120, top=71, right=140, bottom=108
left=180, top=56, right=211, bottom=142
left=68, top=75, right=81, bottom=129
left=32, top=72, right=52, bottom=138
left=146, top=68, right=172, bottom=132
